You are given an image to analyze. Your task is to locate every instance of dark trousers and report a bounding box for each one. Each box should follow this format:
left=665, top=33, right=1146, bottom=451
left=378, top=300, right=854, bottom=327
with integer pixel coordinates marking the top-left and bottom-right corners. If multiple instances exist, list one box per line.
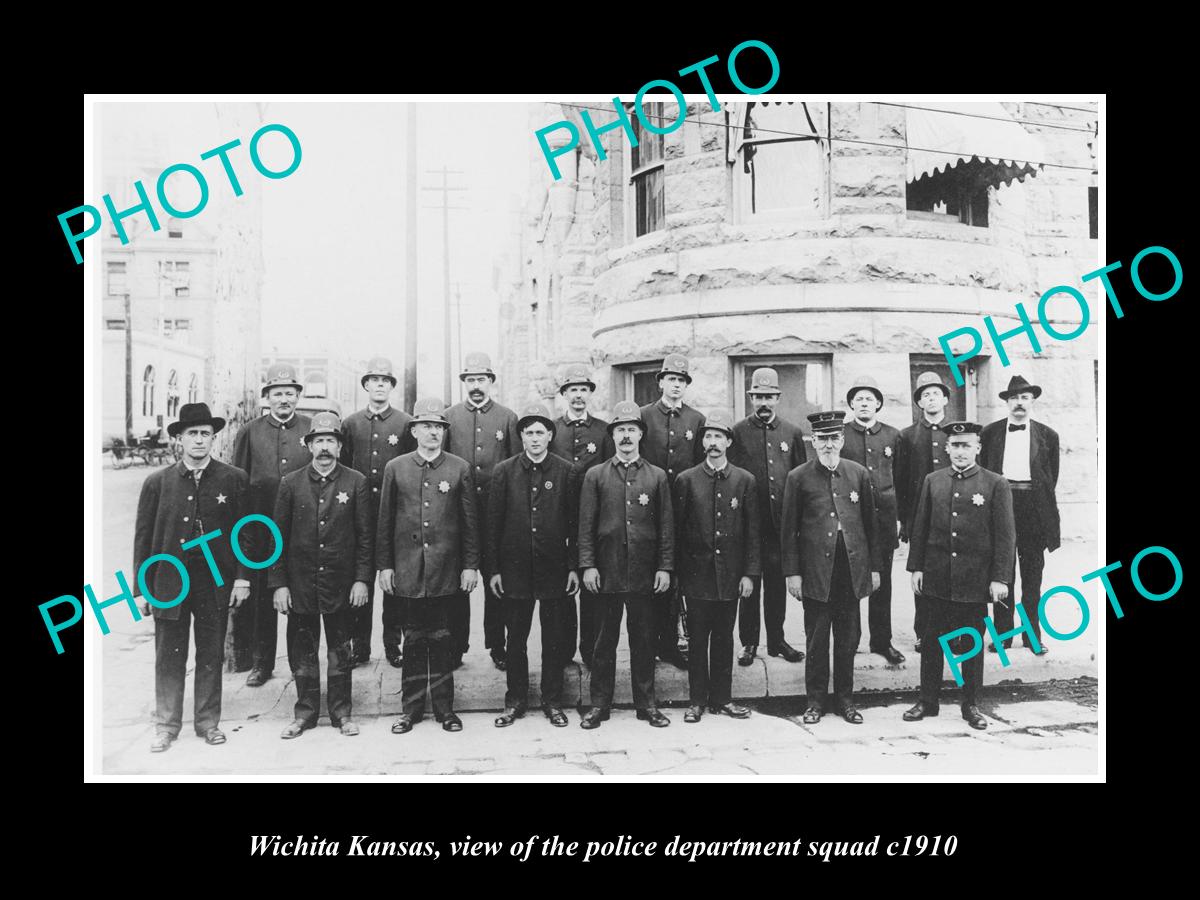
left=686, top=598, right=738, bottom=708
left=654, top=583, right=688, bottom=656
left=401, top=596, right=455, bottom=720
left=154, top=558, right=228, bottom=737
left=249, top=570, right=278, bottom=672
left=484, top=582, right=507, bottom=653
left=450, top=583, right=507, bottom=657
left=503, top=595, right=569, bottom=709
left=449, top=591, right=471, bottom=656
left=590, top=592, right=657, bottom=711
left=350, top=581, right=400, bottom=660
left=380, top=590, right=406, bottom=657
left=862, top=548, right=895, bottom=651
left=801, top=535, right=860, bottom=709
left=562, top=588, right=599, bottom=662
left=738, top=532, right=787, bottom=649
left=286, top=607, right=352, bottom=727
left=919, top=597, right=987, bottom=707
left=991, top=490, right=1045, bottom=646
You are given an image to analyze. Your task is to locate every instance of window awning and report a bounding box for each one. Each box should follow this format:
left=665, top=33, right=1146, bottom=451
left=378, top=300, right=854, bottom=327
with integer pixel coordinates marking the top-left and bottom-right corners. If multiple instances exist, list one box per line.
left=905, top=102, right=1043, bottom=190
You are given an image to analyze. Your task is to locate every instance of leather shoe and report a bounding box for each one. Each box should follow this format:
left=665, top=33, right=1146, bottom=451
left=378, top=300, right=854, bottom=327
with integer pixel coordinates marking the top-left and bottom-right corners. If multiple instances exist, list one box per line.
left=441, top=713, right=464, bottom=732
left=1029, top=644, right=1049, bottom=656
left=339, top=720, right=360, bottom=736
left=875, top=645, right=906, bottom=665
left=391, top=715, right=414, bottom=734
left=637, top=708, right=670, bottom=727
left=683, top=706, right=703, bottom=723
left=768, top=641, right=804, bottom=663
left=903, top=701, right=939, bottom=721
left=801, top=706, right=822, bottom=724
left=709, top=702, right=751, bottom=719
left=962, top=704, right=988, bottom=730
left=659, top=649, right=688, bottom=670
left=544, top=707, right=569, bottom=727
left=202, top=727, right=227, bottom=745
left=914, top=639, right=923, bottom=654
left=580, top=707, right=609, bottom=729
left=490, top=650, right=507, bottom=671
left=737, top=645, right=757, bottom=666
left=494, top=707, right=526, bottom=728
left=386, top=652, right=402, bottom=668
left=244, top=668, right=270, bottom=687
left=150, top=733, right=176, bottom=753
left=838, top=704, right=864, bottom=725
left=280, top=719, right=310, bottom=740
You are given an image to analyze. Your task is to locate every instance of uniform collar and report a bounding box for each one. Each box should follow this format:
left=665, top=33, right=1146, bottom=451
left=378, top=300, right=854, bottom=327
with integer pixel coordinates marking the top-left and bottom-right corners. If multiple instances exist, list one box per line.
left=308, top=461, right=340, bottom=482
left=268, top=412, right=298, bottom=429
left=564, top=411, right=591, bottom=426
left=657, top=399, right=683, bottom=416
left=703, top=459, right=729, bottom=479
left=368, top=405, right=393, bottom=421
left=751, top=413, right=779, bottom=430
left=920, top=417, right=945, bottom=431
left=520, top=452, right=549, bottom=469
left=849, top=419, right=880, bottom=434
left=612, top=454, right=642, bottom=469
left=414, top=450, right=446, bottom=469
left=468, top=398, right=495, bottom=414
left=177, top=458, right=212, bottom=478
left=951, top=463, right=979, bottom=479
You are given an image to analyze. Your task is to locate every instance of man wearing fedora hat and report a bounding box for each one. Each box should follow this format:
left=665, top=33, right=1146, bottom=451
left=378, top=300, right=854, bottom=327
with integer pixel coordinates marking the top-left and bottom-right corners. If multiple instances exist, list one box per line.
left=270, top=412, right=373, bottom=739
left=729, top=366, right=807, bottom=666
left=674, top=410, right=759, bottom=724
left=378, top=397, right=480, bottom=734
left=551, top=364, right=614, bottom=666
left=639, top=353, right=706, bottom=670
left=444, top=351, right=521, bottom=671
left=841, top=375, right=905, bottom=665
left=895, top=370, right=953, bottom=653
left=232, top=362, right=312, bottom=686
left=980, top=375, right=1060, bottom=655
left=340, top=356, right=415, bottom=668
left=134, top=403, right=251, bottom=752
left=578, top=400, right=674, bottom=729
left=486, top=402, right=580, bottom=728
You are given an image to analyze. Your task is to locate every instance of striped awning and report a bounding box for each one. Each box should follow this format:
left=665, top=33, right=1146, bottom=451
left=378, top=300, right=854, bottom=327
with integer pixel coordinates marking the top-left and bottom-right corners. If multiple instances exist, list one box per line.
left=906, top=102, right=1043, bottom=189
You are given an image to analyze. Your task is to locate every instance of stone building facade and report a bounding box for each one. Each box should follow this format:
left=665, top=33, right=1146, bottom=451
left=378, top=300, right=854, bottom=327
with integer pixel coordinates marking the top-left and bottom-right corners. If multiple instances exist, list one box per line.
left=498, top=100, right=1098, bottom=542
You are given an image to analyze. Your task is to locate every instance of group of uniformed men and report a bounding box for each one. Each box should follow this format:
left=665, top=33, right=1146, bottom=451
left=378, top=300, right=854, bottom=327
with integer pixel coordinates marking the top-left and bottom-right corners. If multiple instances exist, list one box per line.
left=134, top=348, right=1060, bottom=751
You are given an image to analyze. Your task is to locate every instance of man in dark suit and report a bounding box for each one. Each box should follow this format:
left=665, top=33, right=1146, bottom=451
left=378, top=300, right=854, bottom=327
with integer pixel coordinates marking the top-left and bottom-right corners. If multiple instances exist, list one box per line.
left=340, top=356, right=415, bottom=668
left=487, top=403, right=580, bottom=728
left=271, top=412, right=374, bottom=739
left=904, top=421, right=1016, bottom=730
left=134, top=403, right=251, bottom=752
left=231, top=362, right=311, bottom=685
left=550, top=364, right=614, bottom=666
left=729, top=367, right=806, bottom=666
left=979, top=375, right=1060, bottom=656
left=674, top=410, right=760, bottom=723
left=782, top=411, right=882, bottom=725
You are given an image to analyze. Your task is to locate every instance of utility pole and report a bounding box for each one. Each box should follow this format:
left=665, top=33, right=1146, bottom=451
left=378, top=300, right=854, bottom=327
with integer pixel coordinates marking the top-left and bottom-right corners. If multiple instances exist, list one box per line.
left=124, top=291, right=133, bottom=443
left=404, top=104, right=418, bottom=413
left=453, top=281, right=464, bottom=385
left=422, top=166, right=466, bottom=402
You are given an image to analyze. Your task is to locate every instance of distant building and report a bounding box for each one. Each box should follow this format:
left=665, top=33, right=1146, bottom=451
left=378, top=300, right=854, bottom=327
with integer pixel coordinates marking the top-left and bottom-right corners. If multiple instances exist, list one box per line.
left=259, top=354, right=366, bottom=417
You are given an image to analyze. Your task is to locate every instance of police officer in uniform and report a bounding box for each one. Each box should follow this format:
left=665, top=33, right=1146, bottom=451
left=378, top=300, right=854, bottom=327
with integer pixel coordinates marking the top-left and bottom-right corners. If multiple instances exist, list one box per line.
left=444, top=351, right=521, bottom=671
left=840, top=375, right=905, bottom=664
left=134, top=403, right=251, bottom=752
left=550, top=363, right=614, bottom=666
left=782, top=411, right=882, bottom=725
left=378, top=398, right=480, bottom=734
left=271, top=412, right=373, bottom=739
left=639, top=354, right=705, bottom=669
left=904, top=421, right=1015, bottom=730
left=729, top=366, right=807, bottom=666
left=674, top=410, right=760, bottom=723
left=487, top=402, right=580, bottom=729
left=894, top=370, right=952, bottom=653
left=980, top=375, right=1060, bottom=656
left=340, top=356, right=415, bottom=668
left=578, top=401, right=675, bottom=729
left=232, top=363, right=312, bottom=686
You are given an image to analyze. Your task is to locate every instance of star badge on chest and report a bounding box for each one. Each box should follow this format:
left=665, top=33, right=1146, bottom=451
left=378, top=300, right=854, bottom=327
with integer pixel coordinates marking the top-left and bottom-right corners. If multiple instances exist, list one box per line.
left=215, top=493, right=227, bottom=504
left=849, top=491, right=860, bottom=503
left=780, top=441, right=789, bottom=453
left=544, top=480, right=553, bottom=490
left=495, top=429, right=504, bottom=441
left=685, top=429, right=694, bottom=441
left=730, top=496, right=739, bottom=509
left=638, top=492, right=650, bottom=506
left=439, top=480, right=451, bottom=493
left=884, top=445, right=893, bottom=457
left=586, top=442, right=597, bottom=454
left=387, top=434, right=399, bottom=446
left=972, top=493, right=985, bottom=506
left=336, top=491, right=349, bottom=504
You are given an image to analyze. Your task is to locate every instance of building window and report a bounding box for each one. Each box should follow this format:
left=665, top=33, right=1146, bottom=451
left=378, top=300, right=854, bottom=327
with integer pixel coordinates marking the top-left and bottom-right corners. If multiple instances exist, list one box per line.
left=733, top=356, right=832, bottom=440
left=142, top=365, right=156, bottom=416
left=105, top=319, right=126, bottom=330
left=615, top=361, right=665, bottom=407
left=166, top=370, right=180, bottom=417
left=187, top=373, right=198, bottom=404
left=107, top=261, right=127, bottom=296
left=629, top=103, right=665, bottom=238
left=304, top=370, right=327, bottom=397
left=907, top=169, right=989, bottom=227
left=732, top=102, right=826, bottom=221
left=1088, top=186, right=1098, bottom=240
left=174, top=284, right=190, bottom=297
left=167, top=219, right=184, bottom=239
left=908, top=354, right=974, bottom=424
left=175, top=318, right=191, bottom=331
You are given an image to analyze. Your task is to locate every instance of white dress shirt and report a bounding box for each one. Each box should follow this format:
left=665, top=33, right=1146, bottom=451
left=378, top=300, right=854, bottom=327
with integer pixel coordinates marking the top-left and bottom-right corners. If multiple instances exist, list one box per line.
left=1002, top=419, right=1032, bottom=481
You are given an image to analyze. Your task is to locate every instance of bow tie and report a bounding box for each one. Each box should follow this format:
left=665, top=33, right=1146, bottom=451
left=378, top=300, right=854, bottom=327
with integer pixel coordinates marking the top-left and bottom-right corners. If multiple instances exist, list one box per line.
left=1008, top=423, right=1027, bottom=432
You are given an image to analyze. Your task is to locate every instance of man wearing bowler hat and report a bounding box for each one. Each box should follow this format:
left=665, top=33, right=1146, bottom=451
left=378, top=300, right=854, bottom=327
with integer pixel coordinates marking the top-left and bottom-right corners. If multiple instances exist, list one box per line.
left=444, top=351, right=521, bottom=671
left=134, top=403, right=251, bottom=752
left=271, top=412, right=373, bottom=739
left=487, top=402, right=580, bottom=728
left=905, top=421, right=1015, bottom=730
left=579, top=401, right=675, bottom=729
left=232, top=363, right=312, bottom=686
left=782, top=411, right=882, bottom=725
left=340, top=356, right=415, bottom=668
left=895, top=370, right=952, bottom=653
left=980, top=375, right=1060, bottom=656
left=639, top=353, right=706, bottom=670
left=840, top=375, right=905, bottom=665
left=378, top=398, right=480, bottom=734
left=674, top=409, right=759, bottom=724
left=551, top=363, right=614, bottom=666
left=729, top=366, right=807, bottom=666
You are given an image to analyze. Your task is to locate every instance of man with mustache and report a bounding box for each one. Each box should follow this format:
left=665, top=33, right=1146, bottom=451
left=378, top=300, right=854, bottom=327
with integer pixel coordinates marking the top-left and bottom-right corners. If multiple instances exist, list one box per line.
left=444, top=352, right=521, bottom=671
left=674, top=410, right=760, bottom=723
left=638, top=354, right=705, bottom=670
left=894, top=371, right=952, bottom=654
left=840, top=375, right=905, bottom=665
left=782, top=411, right=882, bottom=725
left=486, top=402, right=579, bottom=728
left=270, top=412, right=373, bottom=739
left=340, top=357, right=415, bottom=668
left=232, top=363, right=312, bottom=686
left=578, top=401, right=675, bottom=729
left=550, top=364, right=614, bottom=667
left=979, top=375, right=1060, bottom=656
left=729, top=367, right=807, bottom=666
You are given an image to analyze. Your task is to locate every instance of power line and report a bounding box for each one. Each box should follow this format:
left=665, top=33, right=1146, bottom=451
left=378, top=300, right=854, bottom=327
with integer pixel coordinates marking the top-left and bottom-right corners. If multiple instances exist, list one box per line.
left=1022, top=101, right=1099, bottom=114
left=872, top=101, right=1094, bottom=133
